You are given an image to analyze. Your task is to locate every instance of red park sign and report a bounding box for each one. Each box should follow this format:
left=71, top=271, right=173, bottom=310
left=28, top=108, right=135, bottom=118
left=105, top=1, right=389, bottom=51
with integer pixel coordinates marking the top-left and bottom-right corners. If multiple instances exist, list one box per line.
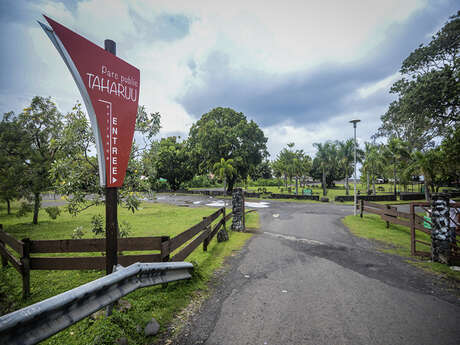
left=39, top=16, right=140, bottom=188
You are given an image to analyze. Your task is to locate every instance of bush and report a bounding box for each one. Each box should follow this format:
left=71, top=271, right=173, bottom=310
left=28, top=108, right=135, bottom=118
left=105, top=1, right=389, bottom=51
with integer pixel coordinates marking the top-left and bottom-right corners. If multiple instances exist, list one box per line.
left=16, top=202, right=33, bottom=217
left=183, top=175, right=216, bottom=188
left=71, top=226, right=85, bottom=239
left=45, top=206, right=61, bottom=220
left=249, top=178, right=283, bottom=187
left=91, top=214, right=104, bottom=236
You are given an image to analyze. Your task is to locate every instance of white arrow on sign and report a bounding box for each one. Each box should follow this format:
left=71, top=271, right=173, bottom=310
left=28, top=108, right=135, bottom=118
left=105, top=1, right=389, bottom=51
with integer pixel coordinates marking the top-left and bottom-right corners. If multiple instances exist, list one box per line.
left=112, top=177, right=117, bottom=183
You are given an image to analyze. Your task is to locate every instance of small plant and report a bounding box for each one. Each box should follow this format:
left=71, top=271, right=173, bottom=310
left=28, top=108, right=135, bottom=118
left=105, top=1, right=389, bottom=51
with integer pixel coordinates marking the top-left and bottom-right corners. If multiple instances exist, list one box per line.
left=16, top=202, right=33, bottom=218
left=45, top=206, right=61, bottom=220
left=91, top=214, right=104, bottom=237
left=119, top=220, right=132, bottom=238
left=71, top=226, right=85, bottom=239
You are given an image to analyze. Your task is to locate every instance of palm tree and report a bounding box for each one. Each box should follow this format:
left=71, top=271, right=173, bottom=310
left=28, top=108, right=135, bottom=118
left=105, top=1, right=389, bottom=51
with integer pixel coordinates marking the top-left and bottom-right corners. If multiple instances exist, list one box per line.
left=313, top=141, right=336, bottom=196
left=362, top=142, right=382, bottom=195
left=337, top=139, right=354, bottom=195
left=213, top=158, right=236, bottom=194
left=383, top=138, right=410, bottom=196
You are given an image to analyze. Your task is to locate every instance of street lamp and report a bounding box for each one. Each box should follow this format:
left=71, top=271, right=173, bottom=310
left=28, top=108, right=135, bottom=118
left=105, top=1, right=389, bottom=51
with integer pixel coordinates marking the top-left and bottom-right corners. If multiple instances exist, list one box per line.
left=350, top=119, right=360, bottom=216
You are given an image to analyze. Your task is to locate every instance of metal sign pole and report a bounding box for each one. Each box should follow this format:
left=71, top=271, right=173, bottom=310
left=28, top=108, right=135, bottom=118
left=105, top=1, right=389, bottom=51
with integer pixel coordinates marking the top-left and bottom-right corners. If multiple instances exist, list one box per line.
left=104, top=39, right=118, bottom=275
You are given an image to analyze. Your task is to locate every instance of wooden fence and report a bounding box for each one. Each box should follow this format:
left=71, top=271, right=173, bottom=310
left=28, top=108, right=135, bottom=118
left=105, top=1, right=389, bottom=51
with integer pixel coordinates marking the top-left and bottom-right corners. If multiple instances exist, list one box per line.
left=0, top=208, right=232, bottom=298
left=358, top=200, right=460, bottom=263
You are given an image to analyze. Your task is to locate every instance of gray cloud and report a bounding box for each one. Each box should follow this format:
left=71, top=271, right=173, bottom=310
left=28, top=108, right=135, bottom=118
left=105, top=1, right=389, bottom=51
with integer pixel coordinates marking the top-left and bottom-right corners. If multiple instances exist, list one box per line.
left=178, top=2, right=458, bottom=127
left=130, top=10, right=191, bottom=43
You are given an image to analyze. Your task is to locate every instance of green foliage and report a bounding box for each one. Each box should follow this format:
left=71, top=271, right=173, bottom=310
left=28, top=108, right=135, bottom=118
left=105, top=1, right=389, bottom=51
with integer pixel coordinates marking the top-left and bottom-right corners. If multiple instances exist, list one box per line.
left=118, top=220, right=132, bottom=238
left=71, top=226, right=85, bottom=239
left=377, top=11, right=460, bottom=148
left=187, top=107, right=268, bottom=191
left=248, top=178, right=283, bottom=187
left=45, top=206, right=61, bottom=220
left=122, top=192, right=141, bottom=214
left=312, top=141, right=350, bottom=195
left=91, top=214, right=104, bottom=237
left=148, top=136, right=194, bottom=191
left=213, top=158, right=237, bottom=192
left=16, top=202, right=33, bottom=218
left=272, top=143, right=312, bottom=195
left=183, top=175, right=215, bottom=188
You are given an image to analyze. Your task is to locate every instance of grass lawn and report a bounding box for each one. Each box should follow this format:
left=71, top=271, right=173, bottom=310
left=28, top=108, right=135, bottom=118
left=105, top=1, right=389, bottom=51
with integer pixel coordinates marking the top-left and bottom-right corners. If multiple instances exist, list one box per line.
left=0, top=202, right=257, bottom=344
left=342, top=214, right=460, bottom=281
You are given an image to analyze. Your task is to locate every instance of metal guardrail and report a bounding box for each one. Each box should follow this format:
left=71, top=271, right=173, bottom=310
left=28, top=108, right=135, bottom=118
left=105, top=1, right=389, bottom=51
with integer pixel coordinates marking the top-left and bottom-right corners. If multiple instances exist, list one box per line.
left=0, top=262, right=193, bottom=345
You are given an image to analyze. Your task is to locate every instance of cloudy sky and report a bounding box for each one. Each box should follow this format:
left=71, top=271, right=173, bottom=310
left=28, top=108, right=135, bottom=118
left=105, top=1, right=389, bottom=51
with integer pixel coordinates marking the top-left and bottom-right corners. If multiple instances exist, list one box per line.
left=0, top=0, right=457, bottom=158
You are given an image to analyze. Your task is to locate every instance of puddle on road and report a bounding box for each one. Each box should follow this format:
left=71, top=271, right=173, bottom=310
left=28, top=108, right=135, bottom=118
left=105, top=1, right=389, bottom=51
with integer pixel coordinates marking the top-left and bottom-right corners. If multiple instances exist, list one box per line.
left=205, top=201, right=270, bottom=208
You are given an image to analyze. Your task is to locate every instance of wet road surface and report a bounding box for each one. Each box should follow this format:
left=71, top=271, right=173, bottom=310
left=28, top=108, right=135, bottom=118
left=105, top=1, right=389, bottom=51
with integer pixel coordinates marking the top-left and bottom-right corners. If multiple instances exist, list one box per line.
left=170, top=198, right=460, bottom=345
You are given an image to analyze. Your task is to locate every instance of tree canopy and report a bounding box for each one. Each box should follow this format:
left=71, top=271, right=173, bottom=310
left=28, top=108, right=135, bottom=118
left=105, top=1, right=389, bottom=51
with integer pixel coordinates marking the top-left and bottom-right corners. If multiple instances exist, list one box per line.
left=187, top=107, right=268, bottom=191
left=377, top=11, right=460, bottom=149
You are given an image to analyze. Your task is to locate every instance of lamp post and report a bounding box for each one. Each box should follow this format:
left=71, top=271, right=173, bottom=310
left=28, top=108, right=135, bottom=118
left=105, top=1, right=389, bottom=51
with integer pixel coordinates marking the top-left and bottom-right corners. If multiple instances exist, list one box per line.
left=350, top=119, right=360, bottom=216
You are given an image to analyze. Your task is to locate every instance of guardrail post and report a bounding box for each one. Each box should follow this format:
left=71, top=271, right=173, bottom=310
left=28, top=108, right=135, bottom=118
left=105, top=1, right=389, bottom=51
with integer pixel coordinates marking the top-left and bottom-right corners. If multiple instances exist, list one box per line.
left=21, top=238, right=31, bottom=299
left=360, top=200, right=364, bottom=218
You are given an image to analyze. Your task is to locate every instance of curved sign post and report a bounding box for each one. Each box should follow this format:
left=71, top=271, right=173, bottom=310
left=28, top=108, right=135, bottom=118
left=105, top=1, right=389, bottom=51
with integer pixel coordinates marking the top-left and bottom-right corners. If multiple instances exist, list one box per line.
left=39, top=16, right=140, bottom=273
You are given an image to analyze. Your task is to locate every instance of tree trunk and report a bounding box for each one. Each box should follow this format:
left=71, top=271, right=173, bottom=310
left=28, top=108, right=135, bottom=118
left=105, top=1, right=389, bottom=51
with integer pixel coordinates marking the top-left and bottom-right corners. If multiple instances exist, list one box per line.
left=345, top=174, right=349, bottom=196
left=322, top=167, right=327, bottom=196
left=32, top=192, right=40, bottom=225
left=424, top=178, right=430, bottom=201
left=284, top=175, right=287, bottom=188
left=372, top=176, right=376, bottom=195
left=295, top=177, right=298, bottom=195
left=366, top=172, right=370, bottom=194
left=393, top=163, right=397, bottom=197
left=223, top=178, right=227, bottom=195
left=6, top=199, right=11, bottom=215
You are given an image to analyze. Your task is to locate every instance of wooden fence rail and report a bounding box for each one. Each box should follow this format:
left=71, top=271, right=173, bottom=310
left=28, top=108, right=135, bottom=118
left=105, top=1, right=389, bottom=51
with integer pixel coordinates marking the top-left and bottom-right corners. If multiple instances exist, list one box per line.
left=0, top=207, right=233, bottom=299
left=358, top=200, right=460, bottom=263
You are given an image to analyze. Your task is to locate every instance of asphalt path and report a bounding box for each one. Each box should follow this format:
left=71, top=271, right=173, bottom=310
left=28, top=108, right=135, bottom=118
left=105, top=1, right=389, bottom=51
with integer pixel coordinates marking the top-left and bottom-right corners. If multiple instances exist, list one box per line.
left=169, top=198, right=460, bottom=345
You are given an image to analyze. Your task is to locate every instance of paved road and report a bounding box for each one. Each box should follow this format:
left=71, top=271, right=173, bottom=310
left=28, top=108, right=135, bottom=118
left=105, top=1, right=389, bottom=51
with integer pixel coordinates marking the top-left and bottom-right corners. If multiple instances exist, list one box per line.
left=171, top=200, right=460, bottom=345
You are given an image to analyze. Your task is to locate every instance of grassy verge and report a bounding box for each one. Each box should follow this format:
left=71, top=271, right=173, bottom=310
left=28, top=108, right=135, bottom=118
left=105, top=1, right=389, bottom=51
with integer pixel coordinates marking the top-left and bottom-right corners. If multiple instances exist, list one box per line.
left=342, top=214, right=460, bottom=281
left=0, top=202, right=256, bottom=344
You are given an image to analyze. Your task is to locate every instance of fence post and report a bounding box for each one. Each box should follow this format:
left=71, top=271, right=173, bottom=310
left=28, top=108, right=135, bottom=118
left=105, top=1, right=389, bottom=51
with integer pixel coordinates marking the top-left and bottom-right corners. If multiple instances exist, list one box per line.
left=0, top=224, right=7, bottom=267
left=410, top=203, right=415, bottom=256
left=160, top=236, right=170, bottom=262
left=386, top=205, right=390, bottom=229
left=360, top=200, right=364, bottom=218
left=21, top=238, right=31, bottom=299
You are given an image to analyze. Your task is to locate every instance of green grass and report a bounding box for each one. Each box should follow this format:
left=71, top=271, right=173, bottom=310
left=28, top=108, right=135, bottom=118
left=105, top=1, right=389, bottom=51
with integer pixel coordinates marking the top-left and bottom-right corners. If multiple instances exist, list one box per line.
left=342, top=214, right=460, bottom=281
left=0, top=202, right=256, bottom=344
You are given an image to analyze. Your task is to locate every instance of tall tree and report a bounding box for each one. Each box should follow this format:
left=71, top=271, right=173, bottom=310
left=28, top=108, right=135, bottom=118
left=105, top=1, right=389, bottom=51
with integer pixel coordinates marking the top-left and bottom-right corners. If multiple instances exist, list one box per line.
left=151, top=136, right=193, bottom=191
left=377, top=11, right=460, bottom=147
left=187, top=107, right=268, bottom=191
left=0, top=112, right=27, bottom=214
left=313, top=141, right=338, bottom=196
left=16, top=97, right=64, bottom=224
left=337, top=139, right=354, bottom=195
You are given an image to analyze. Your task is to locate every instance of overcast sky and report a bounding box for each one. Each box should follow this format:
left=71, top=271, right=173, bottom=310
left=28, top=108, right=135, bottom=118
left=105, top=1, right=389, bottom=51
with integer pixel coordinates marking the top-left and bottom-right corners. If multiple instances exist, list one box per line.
left=0, top=0, right=457, bottom=158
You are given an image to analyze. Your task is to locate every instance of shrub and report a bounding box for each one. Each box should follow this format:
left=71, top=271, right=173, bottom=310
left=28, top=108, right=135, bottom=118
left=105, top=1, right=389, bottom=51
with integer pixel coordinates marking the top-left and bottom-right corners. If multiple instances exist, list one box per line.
left=45, top=206, right=61, bottom=220
left=71, top=226, right=85, bottom=239
left=91, top=214, right=104, bottom=236
left=119, top=220, right=132, bottom=238
left=16, top=202, right=33, bottom=218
